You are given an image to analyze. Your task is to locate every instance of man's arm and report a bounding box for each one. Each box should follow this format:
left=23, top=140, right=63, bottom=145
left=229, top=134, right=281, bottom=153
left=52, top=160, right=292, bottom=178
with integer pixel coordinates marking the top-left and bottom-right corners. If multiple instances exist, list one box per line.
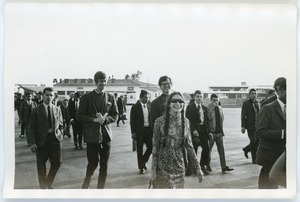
left=104, top=95, right=118, bottom=124
left=76, top=94, right=95, bottom=123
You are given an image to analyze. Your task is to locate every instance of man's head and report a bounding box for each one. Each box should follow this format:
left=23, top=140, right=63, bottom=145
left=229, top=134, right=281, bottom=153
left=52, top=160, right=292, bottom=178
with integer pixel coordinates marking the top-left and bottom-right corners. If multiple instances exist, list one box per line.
left=74, top=92, right=80, bottom=101
left=69, top=92, right=75, bottom=99
left=114, top=93, right=118, bottom=98
left=277, top=78, right=286, bottom=104
left=210, top=94, right=219, bottom=106
left=158, top=76, right=172, bottom=95
left=249, top=88, right=257, bottom=101
left=42, top=87, right=54, bottom=105
left=194, top=90, right=203, bottom=105
left=273, top=77, right=286, bottom=93
left=54, top=92, right=58, bottom=99
left=267, top=89, right=275, bottom=97
left=36, top=91, right=42, bottom=99
left=140, top=90, right=149, bottom=104
left=94, top=71, right=107, bottom=92
left=25, top=93, right=32, bottom=101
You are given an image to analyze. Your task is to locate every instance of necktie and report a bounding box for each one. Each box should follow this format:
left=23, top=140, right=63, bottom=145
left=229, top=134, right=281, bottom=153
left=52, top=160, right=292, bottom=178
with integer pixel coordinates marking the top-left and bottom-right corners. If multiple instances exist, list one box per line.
left=215, top=106, right=221, bottom=133
left=143, top=104, right=146, bottom=108
left=75, top=101, right=78, bottom=111
left=48, top=105, right=52, bottom=129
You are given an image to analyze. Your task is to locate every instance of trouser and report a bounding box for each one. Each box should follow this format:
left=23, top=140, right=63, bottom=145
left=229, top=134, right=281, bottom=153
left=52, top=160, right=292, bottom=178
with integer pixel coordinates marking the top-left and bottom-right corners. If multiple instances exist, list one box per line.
left=72, top=120, right=83, bottom=146
left=117, top=113, right=124, bottom=125
left=21, top=123, right=25, bottom=135
left=258, top=166, right=279, bottom=189
left=209, top=132, right=226, bottom=168
left=269, top=151, right=286, bottom=187
left=244, top=129, right=258, bottom=162
left=36, top=133, right=62, bottom=189
left=136, top=127, right=152, bottom=169
left=196, top=126, right=210, bottom=167
left=83, top=142, right=111, bottom=189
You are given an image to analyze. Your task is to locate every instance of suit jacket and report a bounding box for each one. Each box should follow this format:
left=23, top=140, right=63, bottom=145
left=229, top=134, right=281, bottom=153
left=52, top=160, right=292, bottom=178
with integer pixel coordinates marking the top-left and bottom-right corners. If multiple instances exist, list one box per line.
left=117, top=97, right=124, bottom=114
left=256, top=100, right=286, bottom=167
left=207, top=103, right=225, bottom=135
left=20, top=100, right=37, bottom=126
left=77, top=90, right=118, bottom=143
left=241, top=99, right=259, bottom=130
left=28, top=104, right=63, bottom=148
left=260, top=95, right=277, bottom=108
left=185, top=102, right=209, bottom=137
left=68, top=99, right=80, bottom=120
left=150, top=94, right=169, bottom=130
left=130, top=100, right=151, bottom=134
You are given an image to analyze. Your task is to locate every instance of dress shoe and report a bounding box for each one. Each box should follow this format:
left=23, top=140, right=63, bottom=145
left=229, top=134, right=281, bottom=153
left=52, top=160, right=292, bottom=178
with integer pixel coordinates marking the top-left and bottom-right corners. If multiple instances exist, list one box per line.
left=201, top=167, right=209, bottom=175
left=139, top=169, right=145, bottom=174
left=117, top=124, right=120, bottom=127
left=75, top=145, right=78, bottom=150
left=82, top=178, right=90, bottom=189
left=242, top=148, right=249, bottom=159
left=206, top=165, right=212, bottom=172
left=47, top=185, right=54, bottom=189
left=222, top=166, right=234, bottom=173
left=19, top=134, right=24, bottom=138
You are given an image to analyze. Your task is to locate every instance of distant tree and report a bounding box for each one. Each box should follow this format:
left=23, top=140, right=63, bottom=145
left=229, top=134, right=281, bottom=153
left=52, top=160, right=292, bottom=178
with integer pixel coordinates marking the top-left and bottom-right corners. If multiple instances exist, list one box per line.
left=125, top=70, right=142, bottom=81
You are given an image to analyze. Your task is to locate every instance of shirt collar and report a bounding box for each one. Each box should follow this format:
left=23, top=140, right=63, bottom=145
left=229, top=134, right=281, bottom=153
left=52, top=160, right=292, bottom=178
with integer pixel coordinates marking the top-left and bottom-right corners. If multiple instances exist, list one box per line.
left=194, top=101, right=201, bottom=108
left=277, top=99, right=285, bottom=111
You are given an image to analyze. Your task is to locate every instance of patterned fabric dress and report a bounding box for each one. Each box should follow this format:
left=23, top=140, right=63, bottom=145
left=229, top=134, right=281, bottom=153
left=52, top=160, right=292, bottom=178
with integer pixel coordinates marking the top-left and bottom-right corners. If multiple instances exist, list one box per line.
left=151, top=114, right=200, bottom=188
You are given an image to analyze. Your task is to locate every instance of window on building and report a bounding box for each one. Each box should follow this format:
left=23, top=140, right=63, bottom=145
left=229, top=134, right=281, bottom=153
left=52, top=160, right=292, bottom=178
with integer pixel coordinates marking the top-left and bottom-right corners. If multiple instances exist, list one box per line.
left=57, top=91, right=65, bottom=95
left=81, top=79, right=86, bottom=83
left=64, top=79, right=69, bottom=83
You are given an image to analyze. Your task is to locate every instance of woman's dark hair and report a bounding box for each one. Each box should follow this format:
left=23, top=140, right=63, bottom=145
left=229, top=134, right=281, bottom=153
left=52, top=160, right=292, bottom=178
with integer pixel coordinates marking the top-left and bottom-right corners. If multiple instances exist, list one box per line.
left=163, top=92, right=185, bottom=147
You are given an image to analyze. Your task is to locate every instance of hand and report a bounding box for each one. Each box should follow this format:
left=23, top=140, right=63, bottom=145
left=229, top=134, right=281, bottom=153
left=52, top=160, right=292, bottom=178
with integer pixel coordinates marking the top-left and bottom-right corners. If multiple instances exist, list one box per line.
left=241, top=127, right=245, bottom=134
left=192, top=130, right=199, bottom=137
left=131, top=133, right=136, bottom=140
left=209, top=133, right=214, bottom=140
left=196, top=168, right=203, bottom=183
left=31, top=144, right=37, bottom=153
left=95, top=113, right=105, bottom=125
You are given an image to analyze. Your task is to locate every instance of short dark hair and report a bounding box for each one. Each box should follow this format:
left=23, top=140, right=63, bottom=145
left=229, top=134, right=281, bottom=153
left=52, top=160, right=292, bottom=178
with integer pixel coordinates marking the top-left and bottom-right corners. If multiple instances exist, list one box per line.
left=268, top=89, right=275, bottom=95
left=74, top=92, right=81, bottom=97
left=94, top=71, right=107, bottom=83
left=158, top=76, right=172, bottom=86
left=249, top=88, right=256, bottom=94
left=210, top=94, right=218, bottom=100
left=279, top=78, right=286, bottom=91
left=194, top=90, right=202, bottom=96
left=43, top=87, right=53, bottom=94
left=274, top=77, right=286, bottom=92
left=140, top=90, right=149, bottom=98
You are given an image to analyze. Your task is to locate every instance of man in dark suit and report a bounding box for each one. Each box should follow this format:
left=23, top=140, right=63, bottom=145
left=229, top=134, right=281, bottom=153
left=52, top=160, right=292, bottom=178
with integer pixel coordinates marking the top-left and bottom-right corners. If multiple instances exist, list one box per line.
left=130, top=90, right=152, bottom=174
left=116, top=95, right=125, bottom=126
left=185, top=90, right=210, bottom=175
left=150, top=76, right=172, bottom=130
left=20, top=92, right=37, bottom=145
left=77, top=71, right=118, bottom=189
left=260, top=77, right=285, bottom=108
left=241, top=88, right=259, bottom=163
left=28, top=87, right=63, bottom=189
left=256, top=78, right=286, bottom=189
left=68, top=92, right=83, bottom=149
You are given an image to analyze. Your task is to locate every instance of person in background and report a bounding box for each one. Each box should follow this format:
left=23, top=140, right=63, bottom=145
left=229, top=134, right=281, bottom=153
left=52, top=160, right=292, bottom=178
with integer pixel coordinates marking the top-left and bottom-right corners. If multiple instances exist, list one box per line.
left=150, top=76, right=172, bottom=130
left=185, top=90, right=210, bottom=176
left=130, top=90, right=152, bottom=174
left=241, top=88, right=259, bottom=163
left=69, top=92, right=83, bottom=149
left=150, top=92, right=203, bottom=188
left=256, top=78, right=286, bottom=189
left=28, top=87, right=63, bottom=189
left=260, top=77, right=285, bottom=108
left=116, top=95, right=125, bottom=127
left=207, top=94, right=234, bottom=173
left=260, top=89, right=275, bottom=108
left=19, top=92, right=37, bottom=145
left=77, top=71, right=118, bottom=189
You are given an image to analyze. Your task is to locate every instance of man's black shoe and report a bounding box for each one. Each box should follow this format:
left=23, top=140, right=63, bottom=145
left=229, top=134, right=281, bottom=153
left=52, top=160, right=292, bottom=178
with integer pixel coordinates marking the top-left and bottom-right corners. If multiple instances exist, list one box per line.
left=242, top=148, right=249, bottom=159
left=139, top=169, right=145, bottom=174
left=201, top=167, right=209, bottom=175
left=206, top=165, right=212, bottom=172
left=222, top=166, right=234, bottom=173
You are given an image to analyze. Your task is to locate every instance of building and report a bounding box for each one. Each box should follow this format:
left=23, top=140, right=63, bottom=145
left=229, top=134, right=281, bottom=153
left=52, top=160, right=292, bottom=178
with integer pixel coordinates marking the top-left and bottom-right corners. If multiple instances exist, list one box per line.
left=52, top=77, right=161, bottom=104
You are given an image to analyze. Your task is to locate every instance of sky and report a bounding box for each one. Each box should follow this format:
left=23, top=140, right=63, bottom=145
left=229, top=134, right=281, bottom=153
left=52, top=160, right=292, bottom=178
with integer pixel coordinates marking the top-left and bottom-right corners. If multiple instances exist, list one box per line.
left=4, top=2, right=297, bottom=93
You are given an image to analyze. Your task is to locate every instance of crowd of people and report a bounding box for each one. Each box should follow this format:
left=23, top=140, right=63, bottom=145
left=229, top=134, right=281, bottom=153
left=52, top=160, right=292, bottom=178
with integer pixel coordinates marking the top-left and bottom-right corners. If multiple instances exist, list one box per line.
left=14, top=71, right=286, bottom=189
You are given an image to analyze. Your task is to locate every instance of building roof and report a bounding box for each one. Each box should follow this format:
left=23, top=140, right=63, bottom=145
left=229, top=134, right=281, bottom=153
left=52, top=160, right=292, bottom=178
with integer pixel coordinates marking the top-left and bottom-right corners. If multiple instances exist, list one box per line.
left=53, top=78, right=158, bottom=88
left=18, top=85, right=45, bottom=93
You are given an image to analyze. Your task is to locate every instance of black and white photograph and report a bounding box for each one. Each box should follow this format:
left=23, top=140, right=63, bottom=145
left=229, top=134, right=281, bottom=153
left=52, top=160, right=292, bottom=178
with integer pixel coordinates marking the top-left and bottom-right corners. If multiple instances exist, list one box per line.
left=1, top=0, right=298, bottom=200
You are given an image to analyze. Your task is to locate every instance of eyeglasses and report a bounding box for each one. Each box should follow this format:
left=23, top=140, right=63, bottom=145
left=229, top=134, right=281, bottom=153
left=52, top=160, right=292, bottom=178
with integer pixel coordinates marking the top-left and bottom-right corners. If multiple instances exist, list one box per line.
left=170, top=99, right=184, bottom=104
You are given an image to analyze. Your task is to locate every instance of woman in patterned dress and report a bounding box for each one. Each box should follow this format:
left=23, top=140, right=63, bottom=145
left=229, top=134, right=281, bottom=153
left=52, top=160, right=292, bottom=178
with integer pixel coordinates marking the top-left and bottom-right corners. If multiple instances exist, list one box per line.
left=150, top=92, right=203, bottom=188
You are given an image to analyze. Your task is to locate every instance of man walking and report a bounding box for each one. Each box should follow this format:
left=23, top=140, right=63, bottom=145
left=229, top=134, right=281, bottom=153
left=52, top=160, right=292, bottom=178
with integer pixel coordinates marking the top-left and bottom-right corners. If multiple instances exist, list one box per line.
left=130, top=90, right=152, bottom=174
left=241, top=88, right=259, bottom=163
left=185, top=90, right=210, bottom=175
left=256, top=78, right=286, bottom=189
left=77, top=71, right=118, bottom=189
left=28, top=87, right=63, bottom=189
left=207, top=94, right=233, bottom=173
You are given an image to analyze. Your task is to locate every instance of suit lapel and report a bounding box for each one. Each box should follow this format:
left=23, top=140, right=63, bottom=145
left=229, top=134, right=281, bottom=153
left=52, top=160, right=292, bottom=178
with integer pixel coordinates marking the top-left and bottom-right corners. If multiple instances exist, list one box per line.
left=275, top=102, right=286, bottom=122
left=40, top=104, right=47, bottom=119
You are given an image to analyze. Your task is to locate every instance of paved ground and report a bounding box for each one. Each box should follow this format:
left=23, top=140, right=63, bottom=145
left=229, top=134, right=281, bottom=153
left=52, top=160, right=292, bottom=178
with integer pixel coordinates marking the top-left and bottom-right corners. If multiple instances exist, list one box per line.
left=14, top=107, right=261, bottom=189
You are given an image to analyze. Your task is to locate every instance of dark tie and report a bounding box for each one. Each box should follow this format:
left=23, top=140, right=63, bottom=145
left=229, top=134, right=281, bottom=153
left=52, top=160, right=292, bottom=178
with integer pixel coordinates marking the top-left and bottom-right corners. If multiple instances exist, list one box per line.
left=75, top=101, right=78, bottom=111
left=143, top=104, right=146, bottom=108
left=48, top=105, right=52, bottom=129
left=215, top=106, right=221, bottom=133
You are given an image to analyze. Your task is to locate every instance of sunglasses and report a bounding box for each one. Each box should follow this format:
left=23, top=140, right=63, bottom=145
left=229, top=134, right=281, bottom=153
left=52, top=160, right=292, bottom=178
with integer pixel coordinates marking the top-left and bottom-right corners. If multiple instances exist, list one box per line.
left=170, top=99, right=184, bottom=104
